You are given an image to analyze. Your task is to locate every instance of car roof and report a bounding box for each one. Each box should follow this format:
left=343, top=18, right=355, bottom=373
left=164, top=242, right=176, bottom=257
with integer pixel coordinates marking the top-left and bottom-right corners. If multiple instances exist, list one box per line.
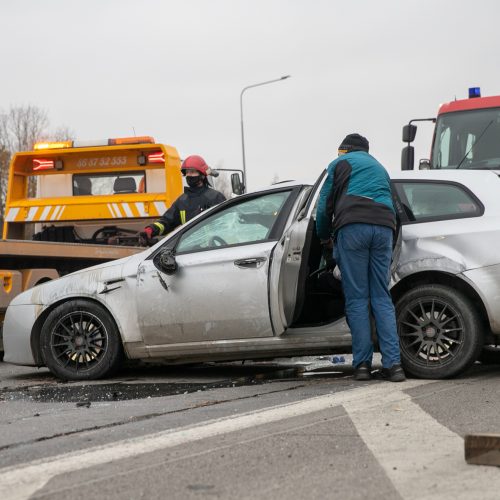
left=390, top=169, right=500, bottom=182
left=249, top=179, right=314, bottom=193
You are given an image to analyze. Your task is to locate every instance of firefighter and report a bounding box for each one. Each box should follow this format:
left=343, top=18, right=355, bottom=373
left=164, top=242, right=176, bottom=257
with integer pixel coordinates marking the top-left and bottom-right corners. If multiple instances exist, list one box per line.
left=140, top=155, right=226, bottom=244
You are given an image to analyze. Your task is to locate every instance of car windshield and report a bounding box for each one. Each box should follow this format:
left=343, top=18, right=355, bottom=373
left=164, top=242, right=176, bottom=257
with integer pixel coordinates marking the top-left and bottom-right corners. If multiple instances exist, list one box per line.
left=431, top=107, right=500, bottom=169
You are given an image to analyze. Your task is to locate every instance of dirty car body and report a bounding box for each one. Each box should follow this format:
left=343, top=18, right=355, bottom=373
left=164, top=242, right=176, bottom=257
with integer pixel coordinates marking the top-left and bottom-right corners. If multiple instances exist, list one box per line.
left=5, top=170, right=500, bottom=380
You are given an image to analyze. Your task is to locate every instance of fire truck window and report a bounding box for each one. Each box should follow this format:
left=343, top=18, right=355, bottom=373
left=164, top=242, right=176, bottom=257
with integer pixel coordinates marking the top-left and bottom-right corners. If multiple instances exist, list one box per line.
left=73, top=172, right=145, bottom=196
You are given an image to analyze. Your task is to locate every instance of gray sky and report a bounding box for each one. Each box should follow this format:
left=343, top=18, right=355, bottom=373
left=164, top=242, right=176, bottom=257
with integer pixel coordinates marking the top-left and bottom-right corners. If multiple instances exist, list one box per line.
left=2, top=0, right=500, bottom=189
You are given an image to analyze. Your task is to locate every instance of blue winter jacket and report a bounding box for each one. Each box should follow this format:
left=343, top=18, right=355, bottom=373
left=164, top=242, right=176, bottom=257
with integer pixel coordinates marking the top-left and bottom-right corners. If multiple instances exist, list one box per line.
left=316, top=151, right=395, bottom=241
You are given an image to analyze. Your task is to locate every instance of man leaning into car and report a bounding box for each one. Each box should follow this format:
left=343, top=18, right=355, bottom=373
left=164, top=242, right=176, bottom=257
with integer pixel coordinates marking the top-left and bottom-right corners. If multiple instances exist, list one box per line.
left=316, top=133, right=405, bottom=382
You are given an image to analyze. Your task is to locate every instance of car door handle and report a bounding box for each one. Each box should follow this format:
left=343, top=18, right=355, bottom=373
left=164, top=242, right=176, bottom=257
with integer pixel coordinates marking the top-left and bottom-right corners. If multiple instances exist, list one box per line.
left=234, top=257, right=267, bottom=268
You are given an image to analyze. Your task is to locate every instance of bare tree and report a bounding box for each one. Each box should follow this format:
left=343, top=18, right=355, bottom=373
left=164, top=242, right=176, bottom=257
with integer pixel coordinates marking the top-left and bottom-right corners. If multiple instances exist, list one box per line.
left=49, top=125, right=75, bottom=142
left=0, top=105, right=73, bottom=220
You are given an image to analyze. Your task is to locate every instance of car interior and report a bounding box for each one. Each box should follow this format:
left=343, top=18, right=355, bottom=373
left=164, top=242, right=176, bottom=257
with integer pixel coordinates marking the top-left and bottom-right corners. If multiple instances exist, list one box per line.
left=289, top=217, right=345, bottom=328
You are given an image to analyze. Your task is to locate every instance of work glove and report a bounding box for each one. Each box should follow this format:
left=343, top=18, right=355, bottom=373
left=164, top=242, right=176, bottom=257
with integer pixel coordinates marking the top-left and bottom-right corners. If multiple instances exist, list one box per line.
left=139, top=226, right=154, bottom=247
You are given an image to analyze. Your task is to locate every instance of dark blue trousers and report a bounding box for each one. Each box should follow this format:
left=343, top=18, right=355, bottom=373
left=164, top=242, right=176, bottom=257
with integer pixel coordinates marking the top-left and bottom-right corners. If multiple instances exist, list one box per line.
left=334, top=223, right=401, bottom=369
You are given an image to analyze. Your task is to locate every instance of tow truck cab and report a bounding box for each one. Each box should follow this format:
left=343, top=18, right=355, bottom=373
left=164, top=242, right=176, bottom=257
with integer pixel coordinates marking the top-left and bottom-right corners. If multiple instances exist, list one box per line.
left=2, top=136, right=184, bottom=243
left=401, top=87, right=500, bottom=172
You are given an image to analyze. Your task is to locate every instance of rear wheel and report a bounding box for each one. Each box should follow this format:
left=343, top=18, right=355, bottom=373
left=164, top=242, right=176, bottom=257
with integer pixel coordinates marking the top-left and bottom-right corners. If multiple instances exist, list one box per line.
left=40, top=300, right=123, bottom=380
left=395, top=284, right=483, bottom=379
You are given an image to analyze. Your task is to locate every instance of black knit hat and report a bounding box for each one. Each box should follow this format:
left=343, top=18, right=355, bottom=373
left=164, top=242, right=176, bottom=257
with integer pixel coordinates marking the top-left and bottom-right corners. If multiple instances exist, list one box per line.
left=338, top=133, right=369, bottom=153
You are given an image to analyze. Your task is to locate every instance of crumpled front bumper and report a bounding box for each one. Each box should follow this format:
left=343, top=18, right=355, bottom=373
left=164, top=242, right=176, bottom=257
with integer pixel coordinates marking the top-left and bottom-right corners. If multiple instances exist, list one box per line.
left=3, top=304, right=41, bottom=366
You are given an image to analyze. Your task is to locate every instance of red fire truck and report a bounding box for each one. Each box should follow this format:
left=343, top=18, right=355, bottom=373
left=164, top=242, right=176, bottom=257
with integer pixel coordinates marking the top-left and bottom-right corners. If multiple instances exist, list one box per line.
left=401, top=87, right=500, bottom=171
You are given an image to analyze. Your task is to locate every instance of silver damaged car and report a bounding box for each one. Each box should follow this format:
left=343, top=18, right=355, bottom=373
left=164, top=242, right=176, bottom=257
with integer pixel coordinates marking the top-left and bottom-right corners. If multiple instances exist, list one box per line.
left=4, top=170, right=500, bottom=380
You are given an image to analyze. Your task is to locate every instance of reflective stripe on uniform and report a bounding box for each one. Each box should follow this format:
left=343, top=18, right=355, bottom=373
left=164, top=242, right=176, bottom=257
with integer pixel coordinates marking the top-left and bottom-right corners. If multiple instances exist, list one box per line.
left=180, top=210, right=186, bottom=224
left=153, top=222, right=165, bottom=235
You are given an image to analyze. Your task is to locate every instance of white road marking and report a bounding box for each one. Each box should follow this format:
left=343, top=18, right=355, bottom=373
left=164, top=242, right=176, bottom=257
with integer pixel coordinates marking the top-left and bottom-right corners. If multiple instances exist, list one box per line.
left=2, top=379, right=499, bottom=500
left=345, top=387, right=500, bottom=499
left=0, top=380, right=427, bottom=500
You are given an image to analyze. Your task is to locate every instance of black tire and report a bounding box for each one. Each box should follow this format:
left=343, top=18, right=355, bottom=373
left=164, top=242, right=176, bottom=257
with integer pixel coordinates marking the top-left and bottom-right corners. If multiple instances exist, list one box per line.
left=40, top=300, right=124, bottom=380
left=395, top=284, right=483, bottom=379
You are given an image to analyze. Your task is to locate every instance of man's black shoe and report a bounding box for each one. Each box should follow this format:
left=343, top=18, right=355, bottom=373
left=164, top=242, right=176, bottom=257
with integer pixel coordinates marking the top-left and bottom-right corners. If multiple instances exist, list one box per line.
left=375, top=364, right=406, bottom=382
left=354, top=362, right=372, bottom=381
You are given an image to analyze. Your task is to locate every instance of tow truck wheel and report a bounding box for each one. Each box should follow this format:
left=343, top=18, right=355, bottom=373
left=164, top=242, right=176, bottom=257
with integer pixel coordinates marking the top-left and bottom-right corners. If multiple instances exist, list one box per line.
left=395, top=284, right=483, bottom=379
left=40, top=300, right=124, bottom=381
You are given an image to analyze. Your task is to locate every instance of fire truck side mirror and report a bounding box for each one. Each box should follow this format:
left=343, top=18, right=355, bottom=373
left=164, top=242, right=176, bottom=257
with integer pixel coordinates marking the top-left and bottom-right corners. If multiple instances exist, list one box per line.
left=401, top=146, right=415, bottom=170
left=402, top=124, right=417, bottom=143
left=231, top=173, right=245, bottom=195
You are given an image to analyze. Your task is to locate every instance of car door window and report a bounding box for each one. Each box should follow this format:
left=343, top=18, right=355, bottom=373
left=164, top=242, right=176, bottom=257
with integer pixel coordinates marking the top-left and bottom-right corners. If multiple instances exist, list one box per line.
left=176, top=190, right=292, bottom=253
left=394, top=181, right=483, bottom=222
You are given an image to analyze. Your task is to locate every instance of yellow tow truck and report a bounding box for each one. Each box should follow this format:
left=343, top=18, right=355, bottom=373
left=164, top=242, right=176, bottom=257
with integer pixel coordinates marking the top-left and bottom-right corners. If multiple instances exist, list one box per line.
left=0, top=135, right=184, bottom=352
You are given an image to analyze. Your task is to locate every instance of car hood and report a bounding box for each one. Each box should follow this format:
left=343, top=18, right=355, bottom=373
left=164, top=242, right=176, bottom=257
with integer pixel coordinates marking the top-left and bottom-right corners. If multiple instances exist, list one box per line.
left=9, top=250, right=147, bottom=306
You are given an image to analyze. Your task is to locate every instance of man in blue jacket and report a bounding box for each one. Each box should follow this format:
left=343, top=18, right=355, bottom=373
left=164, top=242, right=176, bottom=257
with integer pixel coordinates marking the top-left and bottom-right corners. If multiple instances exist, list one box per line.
left=316, top=133, right=405, bottom=382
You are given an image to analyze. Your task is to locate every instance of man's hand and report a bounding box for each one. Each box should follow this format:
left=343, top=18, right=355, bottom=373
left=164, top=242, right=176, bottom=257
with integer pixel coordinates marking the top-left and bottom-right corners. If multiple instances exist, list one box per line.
left=320, top=238, right=333, bottom=249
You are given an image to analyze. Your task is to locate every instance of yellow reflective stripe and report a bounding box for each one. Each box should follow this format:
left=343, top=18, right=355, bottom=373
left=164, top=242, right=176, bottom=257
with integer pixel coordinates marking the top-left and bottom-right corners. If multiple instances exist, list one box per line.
left=153, top=222, right=165, bottom=235
left=180, top=210, right=186, bottom=225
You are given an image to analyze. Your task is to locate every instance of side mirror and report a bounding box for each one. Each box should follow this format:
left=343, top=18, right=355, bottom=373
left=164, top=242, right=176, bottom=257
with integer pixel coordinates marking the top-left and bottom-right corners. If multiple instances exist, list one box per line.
left=419, top=159, right=431, bottom=170
left=231, top=173, right=245, bottom=195
left=402, top=124, right=417, bottom=143
left=401, top=146, right=415, bottom=170
left=153, top=249, right=178, bottom=275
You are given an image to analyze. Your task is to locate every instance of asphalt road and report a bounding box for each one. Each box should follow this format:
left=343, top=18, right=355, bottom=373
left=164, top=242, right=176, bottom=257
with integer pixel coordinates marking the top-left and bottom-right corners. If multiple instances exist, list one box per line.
left=1, top=358, right=500, bottom=500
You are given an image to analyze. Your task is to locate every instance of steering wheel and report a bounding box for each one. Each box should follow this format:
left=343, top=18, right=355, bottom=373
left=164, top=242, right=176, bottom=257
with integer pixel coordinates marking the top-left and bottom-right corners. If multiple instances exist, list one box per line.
left=209, top=235, right=227, bottom=247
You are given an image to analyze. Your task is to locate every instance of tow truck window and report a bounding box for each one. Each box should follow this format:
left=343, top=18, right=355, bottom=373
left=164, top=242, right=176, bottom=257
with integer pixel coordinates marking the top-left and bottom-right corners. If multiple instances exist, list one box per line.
left=393, top=181, right=482, bottom=222
left=73, top=172, right=145, bottom=196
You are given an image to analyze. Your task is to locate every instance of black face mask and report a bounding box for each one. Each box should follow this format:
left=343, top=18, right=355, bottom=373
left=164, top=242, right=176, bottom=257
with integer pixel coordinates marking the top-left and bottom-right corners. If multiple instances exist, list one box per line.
left=186, top=175, right=202, bottom=188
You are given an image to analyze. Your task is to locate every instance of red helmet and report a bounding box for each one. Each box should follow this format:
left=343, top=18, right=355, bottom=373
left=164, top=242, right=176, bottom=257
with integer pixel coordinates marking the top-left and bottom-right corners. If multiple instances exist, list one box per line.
left=181, top=155, right=209, bottom=176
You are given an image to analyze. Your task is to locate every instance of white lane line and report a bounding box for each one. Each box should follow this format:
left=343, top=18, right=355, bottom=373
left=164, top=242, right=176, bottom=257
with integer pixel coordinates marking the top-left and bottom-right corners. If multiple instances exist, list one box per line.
left=0, top=380, right=428, bottom=500
left=345, top=388, right=500, bottom=500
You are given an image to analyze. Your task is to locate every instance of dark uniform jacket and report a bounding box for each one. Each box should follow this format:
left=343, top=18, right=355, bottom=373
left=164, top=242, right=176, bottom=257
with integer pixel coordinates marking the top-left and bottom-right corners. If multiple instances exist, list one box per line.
left=316, top=151, right=396, bottom=241
left=150, top=185, right=226, bottom=236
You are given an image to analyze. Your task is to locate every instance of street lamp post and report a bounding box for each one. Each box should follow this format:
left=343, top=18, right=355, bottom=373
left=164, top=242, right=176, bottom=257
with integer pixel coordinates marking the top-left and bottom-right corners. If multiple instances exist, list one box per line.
left=240, top=75, right=290, bottom=190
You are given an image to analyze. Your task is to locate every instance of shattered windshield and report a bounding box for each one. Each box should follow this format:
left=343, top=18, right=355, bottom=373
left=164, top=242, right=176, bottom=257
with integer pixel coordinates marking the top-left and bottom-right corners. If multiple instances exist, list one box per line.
left=431, top=107, right=500, bottom=169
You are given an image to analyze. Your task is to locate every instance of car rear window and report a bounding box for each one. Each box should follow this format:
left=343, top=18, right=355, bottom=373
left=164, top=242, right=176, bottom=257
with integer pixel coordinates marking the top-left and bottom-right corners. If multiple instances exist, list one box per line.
left=393, top=181, right=483, bottom=222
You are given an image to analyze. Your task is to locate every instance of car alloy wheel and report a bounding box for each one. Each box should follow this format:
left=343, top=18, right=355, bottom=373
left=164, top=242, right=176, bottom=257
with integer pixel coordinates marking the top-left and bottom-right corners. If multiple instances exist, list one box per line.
left=49, top=311, right=108, bottom=373
left=41, top=300, right=123, bottom=380
left=396, top=284, right=483, bottom=379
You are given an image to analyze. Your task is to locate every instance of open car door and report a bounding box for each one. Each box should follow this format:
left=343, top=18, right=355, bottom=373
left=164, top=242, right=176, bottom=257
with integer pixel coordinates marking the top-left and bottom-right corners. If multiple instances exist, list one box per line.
left=269, top=172, right=327, bottom=335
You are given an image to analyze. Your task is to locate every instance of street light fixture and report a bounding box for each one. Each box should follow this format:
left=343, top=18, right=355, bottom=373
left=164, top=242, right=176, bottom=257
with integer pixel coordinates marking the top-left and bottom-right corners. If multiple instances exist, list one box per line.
left=240, top=75, right=291, bottom=190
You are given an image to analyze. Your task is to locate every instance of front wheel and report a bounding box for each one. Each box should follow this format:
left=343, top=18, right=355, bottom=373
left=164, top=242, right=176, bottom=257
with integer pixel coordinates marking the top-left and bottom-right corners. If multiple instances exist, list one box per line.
left=40, top=300, right=124, bottom=380
left=395, top=284, right=483, bottom=379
